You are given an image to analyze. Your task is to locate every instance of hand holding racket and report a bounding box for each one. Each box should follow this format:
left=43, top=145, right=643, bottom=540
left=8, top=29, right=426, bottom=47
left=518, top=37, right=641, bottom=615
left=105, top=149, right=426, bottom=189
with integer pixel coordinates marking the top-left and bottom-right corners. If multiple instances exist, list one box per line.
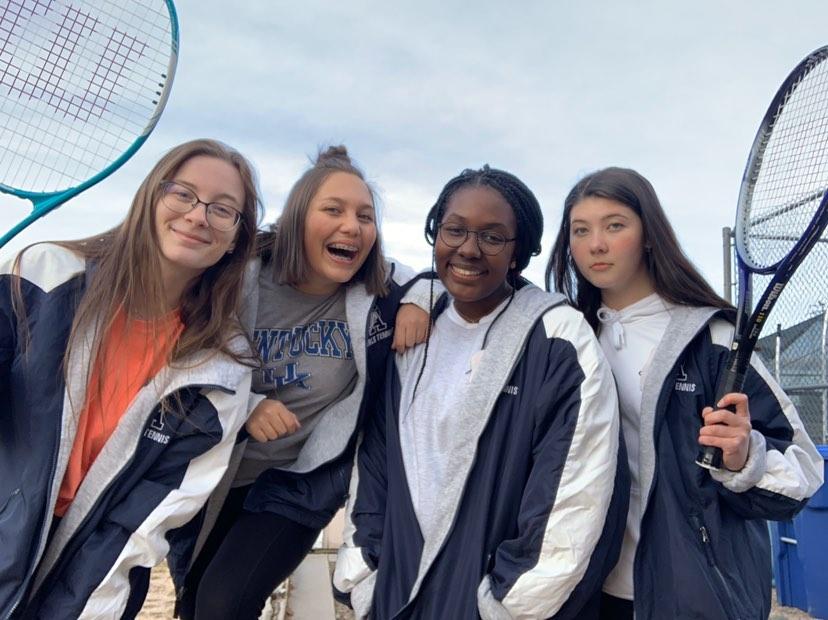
left=696, top=46, right=828, bottom=470
left=0, top=0, right=179, bottom=249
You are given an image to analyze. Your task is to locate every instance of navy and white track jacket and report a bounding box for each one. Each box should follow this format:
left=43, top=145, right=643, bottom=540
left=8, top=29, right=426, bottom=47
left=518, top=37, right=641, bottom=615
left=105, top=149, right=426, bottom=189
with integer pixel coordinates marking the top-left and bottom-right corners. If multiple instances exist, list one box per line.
left=630, top=306, right=823, bottom=619
left=0, top=245, right=252, bottom=620
left=167, top=259, right=431, bottom=597
left=334, top=284, right=630, bottom=619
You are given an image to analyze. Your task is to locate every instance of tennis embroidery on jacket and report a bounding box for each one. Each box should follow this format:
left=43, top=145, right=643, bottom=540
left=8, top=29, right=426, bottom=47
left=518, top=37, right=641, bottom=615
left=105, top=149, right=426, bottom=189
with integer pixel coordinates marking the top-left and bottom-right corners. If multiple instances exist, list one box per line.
left=366, top=307, right=392, bottom=346
left=143, top=413, right=170, bottom=445
left=674, top=364, right=697, bottom=393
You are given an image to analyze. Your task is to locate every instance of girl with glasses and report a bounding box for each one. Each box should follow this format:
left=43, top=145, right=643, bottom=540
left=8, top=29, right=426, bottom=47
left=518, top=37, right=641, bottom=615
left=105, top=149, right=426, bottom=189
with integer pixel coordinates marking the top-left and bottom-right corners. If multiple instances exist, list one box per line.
left=158, top=180, right=245, bottom=231
left=334, top=165, right=629, bottom=619
left=170, top=146, right=432, bottom=620
left=545, top=166, right=823, bottom=619
left=0, top=139, right=261, bottom=619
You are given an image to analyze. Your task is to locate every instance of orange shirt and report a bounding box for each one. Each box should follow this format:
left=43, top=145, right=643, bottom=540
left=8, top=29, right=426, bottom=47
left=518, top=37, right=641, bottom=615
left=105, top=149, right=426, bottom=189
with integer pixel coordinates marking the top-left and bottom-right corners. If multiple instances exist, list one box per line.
left=55, top=310, right=184, bottom=517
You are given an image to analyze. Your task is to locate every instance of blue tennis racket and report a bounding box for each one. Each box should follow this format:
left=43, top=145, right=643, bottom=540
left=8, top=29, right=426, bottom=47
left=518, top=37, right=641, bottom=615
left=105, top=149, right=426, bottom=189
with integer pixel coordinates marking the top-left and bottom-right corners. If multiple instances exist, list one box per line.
left=0, top=0, right=179, bottom=249
left=696, top=46, right=828, bottom=470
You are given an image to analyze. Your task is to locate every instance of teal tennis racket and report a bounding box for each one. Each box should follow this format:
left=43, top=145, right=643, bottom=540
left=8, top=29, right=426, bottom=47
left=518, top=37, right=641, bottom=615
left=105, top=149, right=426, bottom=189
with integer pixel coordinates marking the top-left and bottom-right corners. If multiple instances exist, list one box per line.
left=0, top=0, right=179, bottom=248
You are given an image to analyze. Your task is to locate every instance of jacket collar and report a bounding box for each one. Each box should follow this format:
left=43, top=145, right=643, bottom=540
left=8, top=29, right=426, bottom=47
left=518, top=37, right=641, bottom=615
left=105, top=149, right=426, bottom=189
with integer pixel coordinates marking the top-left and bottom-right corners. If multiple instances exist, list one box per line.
left=33, top=310, right=250, bottom=595
left=405, top=285, right=566, bottom=605
left=637, top=304, right=724, bottom=518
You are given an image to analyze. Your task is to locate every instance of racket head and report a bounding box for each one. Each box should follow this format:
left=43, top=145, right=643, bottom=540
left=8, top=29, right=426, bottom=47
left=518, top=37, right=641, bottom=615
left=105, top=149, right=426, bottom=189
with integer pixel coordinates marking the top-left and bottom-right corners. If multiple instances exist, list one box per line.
left=735, top=45, right=828, bottom=274
left=0, top=0, right=179, bottom=200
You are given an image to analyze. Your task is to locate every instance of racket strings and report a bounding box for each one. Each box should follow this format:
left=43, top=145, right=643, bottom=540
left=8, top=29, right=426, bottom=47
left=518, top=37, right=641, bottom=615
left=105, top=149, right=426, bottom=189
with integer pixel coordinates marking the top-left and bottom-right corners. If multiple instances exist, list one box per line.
left=2, top=3, right=171, bottom=107
left=743, top=50, right=828, bottom=269
left=0, top=0, right=174, bottom=194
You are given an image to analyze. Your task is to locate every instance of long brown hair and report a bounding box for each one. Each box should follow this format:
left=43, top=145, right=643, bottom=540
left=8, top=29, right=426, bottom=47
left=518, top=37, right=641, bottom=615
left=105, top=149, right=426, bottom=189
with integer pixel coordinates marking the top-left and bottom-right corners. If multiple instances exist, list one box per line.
left=14, top=139, right=262, bottom=382
left=545, top=166, right=731, bottom=331
left=261, top=145, right=388, bottom=296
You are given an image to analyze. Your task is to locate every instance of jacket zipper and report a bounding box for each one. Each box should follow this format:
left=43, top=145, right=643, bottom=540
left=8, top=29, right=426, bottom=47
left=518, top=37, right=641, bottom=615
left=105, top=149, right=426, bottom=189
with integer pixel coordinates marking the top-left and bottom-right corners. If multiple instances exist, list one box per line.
left=390, top=306, right=554, bottom=620
left=635, top=376, right=673, bottom=617
left=689, top=514, right=740, bottom=619
left=637, top=316, right=734, bottom=620
left=643, top=377, right=740, bottom=620
left=7, top=381, right=235, bottom=619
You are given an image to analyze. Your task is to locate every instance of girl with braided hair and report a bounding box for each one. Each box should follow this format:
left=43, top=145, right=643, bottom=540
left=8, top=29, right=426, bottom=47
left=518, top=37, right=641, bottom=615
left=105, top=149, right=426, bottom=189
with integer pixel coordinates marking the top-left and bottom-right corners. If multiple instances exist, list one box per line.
left=334, top=165, right=629, bottom=619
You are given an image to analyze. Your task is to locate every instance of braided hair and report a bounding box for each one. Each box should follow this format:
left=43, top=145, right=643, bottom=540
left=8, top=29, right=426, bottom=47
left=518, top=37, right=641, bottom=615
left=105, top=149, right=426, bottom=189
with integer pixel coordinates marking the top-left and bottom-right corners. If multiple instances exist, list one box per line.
left=424, top=164, right=543, bottom=277
left=412, top=165, right=544, bottom=397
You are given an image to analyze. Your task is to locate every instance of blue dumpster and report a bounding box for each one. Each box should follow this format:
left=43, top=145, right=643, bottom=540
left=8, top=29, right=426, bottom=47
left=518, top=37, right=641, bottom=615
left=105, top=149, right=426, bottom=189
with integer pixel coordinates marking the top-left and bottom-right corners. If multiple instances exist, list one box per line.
left=794, top=445, right=828, bottom=619
left=771, top=519, right=809, bottom=611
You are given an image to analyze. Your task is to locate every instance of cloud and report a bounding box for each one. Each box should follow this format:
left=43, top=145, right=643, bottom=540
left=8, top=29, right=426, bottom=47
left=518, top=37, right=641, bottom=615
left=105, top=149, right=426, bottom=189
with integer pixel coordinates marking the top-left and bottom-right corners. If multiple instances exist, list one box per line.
left=3, top=0, right=828, bottom=305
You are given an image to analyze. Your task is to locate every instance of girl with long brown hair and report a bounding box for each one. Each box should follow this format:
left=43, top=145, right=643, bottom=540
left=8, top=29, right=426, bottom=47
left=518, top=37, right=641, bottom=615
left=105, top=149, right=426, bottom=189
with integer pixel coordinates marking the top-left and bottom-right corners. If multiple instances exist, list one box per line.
left=546, top=166, right=822, bottom=619
left=0, top=139, right=261, bottom=619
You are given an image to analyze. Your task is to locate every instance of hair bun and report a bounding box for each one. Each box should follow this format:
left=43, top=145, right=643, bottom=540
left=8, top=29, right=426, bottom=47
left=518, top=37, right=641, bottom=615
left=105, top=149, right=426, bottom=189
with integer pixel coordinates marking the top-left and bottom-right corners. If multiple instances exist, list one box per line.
left=316, top=145, right=351, bottom=167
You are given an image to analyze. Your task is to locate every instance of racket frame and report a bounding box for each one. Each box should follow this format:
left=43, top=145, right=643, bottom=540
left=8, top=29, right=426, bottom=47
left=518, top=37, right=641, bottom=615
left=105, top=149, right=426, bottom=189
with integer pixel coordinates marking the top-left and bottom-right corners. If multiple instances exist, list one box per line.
left=0, top=0, right=180, bottom=250
left=696, top=46, right=828, bottom=469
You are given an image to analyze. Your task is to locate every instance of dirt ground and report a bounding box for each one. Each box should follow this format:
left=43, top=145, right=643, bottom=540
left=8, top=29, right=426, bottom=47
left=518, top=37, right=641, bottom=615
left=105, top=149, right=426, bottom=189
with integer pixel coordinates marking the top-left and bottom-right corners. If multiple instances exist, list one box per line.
left=138, top=562, right=815, bottom=619
left=137, top=562, right=176, bottom=619
left=769, top=597, right=819, bottom=620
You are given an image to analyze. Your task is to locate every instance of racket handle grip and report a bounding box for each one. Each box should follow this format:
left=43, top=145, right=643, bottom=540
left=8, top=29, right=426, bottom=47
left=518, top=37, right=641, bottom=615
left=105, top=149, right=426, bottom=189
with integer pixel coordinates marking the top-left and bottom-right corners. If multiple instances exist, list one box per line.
left=695, top=362, right=745, bottom=471
left=696, top=445, right=723, bottom=470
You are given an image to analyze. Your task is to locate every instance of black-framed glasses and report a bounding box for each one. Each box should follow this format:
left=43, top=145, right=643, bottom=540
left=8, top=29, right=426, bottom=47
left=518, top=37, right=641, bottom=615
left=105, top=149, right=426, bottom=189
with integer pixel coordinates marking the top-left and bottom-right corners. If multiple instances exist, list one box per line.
left=438, top=223, right=516, bottom=256
left=159, top=181, right=242, bottom=231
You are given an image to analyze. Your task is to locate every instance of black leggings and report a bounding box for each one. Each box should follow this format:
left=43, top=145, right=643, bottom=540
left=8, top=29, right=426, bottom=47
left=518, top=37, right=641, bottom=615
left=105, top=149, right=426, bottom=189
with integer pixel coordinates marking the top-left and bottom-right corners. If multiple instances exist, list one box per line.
left=599, top=592, right=634, bottom=620
left=178, top=485, right=321, bottom=620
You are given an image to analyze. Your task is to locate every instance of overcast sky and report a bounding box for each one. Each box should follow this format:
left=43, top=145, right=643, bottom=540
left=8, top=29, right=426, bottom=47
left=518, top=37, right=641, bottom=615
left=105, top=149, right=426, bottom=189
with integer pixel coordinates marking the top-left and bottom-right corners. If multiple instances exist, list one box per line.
left=2, top=0, right=827, bottom=300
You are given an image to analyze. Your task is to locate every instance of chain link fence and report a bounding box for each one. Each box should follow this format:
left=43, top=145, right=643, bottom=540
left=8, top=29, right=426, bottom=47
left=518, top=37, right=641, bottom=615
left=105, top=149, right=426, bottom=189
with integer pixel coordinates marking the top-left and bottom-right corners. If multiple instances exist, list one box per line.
left=725, top=228, right=828, bottom=445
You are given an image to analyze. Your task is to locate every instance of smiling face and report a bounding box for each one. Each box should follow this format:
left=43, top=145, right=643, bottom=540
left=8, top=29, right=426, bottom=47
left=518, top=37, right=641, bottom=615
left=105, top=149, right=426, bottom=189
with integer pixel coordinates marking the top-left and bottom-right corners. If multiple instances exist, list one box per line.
left=435, top=185, right=517, bottom=322
left=154, top=155, right=244, bottom=292
left=568, top=196, right=654, bottom=309
left=299, top=171, right=378, bottom=295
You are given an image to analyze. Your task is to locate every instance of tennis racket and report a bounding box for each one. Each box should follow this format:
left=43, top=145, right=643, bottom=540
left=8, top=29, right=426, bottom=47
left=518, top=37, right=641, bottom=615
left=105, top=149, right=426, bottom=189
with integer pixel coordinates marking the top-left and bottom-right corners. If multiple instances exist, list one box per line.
left=0, top=0, right=179, bottom=249
left=696, top=45, right=828, bottom=470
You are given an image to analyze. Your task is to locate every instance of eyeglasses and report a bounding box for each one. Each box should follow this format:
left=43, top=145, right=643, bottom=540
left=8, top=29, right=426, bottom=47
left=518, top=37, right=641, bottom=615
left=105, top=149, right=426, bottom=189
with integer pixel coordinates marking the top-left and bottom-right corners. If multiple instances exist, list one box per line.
left=159, top=181, right=242, bottom=231
left=437, top=224, right=516, bottom=255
